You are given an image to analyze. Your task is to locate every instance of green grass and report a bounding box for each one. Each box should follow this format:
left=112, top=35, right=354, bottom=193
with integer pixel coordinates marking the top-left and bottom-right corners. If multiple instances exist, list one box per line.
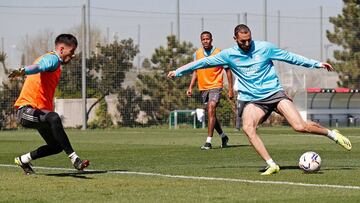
left=0, top=127, right=359, bottom=202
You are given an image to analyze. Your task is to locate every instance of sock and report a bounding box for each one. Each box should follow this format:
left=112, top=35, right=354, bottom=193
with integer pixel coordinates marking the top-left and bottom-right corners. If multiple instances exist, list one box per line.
left=20, top=153, right=32, bottom=164
left=266, top=159, right=277, bottom=167
left=68, top=152, right=79, bottom=164
left=327, top=129, right=337, bottom=141
left=219, top=132, right=226, bottom=138
left=206, top=136, right=212, bottom=143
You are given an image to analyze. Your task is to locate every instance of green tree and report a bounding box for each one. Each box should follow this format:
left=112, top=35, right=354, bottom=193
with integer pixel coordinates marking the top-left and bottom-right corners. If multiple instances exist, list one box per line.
left=137, top=35, right=201, bottom=125
left=117, top=86, right=143, bottom=127
left=327, top=0, right=360, bottom=88
left=57, top=39, right=139, bottom=125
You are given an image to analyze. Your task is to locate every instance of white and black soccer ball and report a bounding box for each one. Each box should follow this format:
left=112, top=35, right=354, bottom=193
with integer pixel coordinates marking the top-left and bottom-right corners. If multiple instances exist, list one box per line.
left=298, top=151, right=321, bottom=172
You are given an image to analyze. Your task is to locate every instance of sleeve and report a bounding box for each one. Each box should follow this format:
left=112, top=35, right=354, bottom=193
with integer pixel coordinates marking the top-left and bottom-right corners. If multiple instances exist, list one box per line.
left=268, top=43, right=322, bottom=68
left=175, top=50, right=230, bottom=77
left=24, top=54, right=60, bottom=75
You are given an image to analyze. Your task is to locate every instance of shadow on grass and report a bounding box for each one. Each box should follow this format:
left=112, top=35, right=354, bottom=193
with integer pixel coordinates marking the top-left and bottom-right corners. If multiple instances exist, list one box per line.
left=257, top=165, right=358, bottom=173
left=43, top=169, right=128, bottom=179
left=211, top=144, right=251, bottom=150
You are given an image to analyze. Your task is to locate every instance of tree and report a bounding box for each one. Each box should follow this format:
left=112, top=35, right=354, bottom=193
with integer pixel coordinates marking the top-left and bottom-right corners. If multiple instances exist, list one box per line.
left=137, top=35, right=201, bottom=125
left=0, top=52, right=9, bottom=74
left=58, top=38, right=139, bottom=125
left=327, top=0, right=360, bottom=88
left=19, top=26, right=105, bottom=65
left=117, top=86, right=143, bottom=127
left=0, top=53, right=22, bottom=129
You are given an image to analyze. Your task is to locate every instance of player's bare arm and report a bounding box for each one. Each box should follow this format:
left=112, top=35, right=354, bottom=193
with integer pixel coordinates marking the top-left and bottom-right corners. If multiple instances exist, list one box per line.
left=225, top=69, right=234, bottom=99
left=186, top=72, right=197, bottom=97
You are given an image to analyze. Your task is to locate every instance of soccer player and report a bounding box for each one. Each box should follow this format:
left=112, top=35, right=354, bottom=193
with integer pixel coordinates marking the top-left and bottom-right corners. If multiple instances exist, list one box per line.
left=168, top=24, right=352, bottom=175
left=186, top=31, right=234, bottom=150
left=8, top=34, right=90, bottom=175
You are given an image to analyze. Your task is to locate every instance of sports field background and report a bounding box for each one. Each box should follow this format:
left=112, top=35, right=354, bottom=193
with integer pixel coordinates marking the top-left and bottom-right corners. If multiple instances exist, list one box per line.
left=1, top=127, right=359, bottom=202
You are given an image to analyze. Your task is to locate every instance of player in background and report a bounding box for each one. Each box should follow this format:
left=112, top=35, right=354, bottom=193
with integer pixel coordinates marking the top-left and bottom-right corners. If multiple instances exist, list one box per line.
left=168, top=24, right=351, bottom=175
left=186, top=31, right=234, bottom=150
left=8, top=34, right=90, bottom=175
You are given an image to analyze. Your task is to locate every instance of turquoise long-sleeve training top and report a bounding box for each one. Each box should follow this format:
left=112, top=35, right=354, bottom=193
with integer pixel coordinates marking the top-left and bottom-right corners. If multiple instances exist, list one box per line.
left=175, top=40, right=322, bottom=101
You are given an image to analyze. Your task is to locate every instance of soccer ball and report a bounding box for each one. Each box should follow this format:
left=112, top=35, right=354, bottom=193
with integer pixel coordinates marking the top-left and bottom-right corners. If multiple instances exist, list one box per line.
left=298, top=151, right=321, bottom=172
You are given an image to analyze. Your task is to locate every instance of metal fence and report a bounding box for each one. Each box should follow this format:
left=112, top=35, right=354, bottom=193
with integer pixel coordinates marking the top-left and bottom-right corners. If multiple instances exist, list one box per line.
left=0, top=1, right=359, bottom=129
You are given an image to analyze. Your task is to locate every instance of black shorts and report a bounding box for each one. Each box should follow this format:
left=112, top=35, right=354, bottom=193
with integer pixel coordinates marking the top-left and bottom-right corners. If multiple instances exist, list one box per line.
left=237, top=90, right=292, bottom=122
left=201, top=88, right=222, bottom=104
left=17, top=106, right=51, bottom=129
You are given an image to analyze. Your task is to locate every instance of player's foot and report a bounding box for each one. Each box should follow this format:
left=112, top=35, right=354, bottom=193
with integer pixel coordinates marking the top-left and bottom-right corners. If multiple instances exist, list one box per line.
left=73, top=158, right=90, bottom=171
left=14, top=157, right=35, bottom=175
left=261, top=165, right=280, bottom=175
left=200, top=142, right=212, bottom=150
left=221, top=136, right=229, bottom=148
left=333, top=129, right=352, bottom=151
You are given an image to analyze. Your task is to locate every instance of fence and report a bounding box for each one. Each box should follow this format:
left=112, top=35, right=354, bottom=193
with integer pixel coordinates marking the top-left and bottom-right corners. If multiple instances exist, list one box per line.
left=0, top=1, right=359, bottom=129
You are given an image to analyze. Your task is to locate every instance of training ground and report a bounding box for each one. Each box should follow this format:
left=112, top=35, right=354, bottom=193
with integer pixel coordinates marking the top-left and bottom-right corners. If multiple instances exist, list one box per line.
left=0, top=127, right=359, bottom=202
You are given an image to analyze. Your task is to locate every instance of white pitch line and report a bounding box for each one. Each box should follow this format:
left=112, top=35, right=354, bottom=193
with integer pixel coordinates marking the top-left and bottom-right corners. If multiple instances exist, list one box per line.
left=1, top=164, right=360, bottom=190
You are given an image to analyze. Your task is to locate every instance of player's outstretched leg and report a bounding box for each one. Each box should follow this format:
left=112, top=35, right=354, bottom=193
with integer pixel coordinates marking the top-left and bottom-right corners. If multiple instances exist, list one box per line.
left=14, top=157, right=35, bottom=175
left=331, top=129, right=352, bottom=150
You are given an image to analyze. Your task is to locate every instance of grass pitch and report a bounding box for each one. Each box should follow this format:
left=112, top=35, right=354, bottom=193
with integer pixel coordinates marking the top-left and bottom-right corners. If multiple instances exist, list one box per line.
left=0, top=127, right=359, bottom=202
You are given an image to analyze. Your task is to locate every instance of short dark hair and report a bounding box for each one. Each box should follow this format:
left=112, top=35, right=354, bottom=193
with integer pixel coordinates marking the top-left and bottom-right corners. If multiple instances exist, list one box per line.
left=234, top=24, right=251, bottom=36
left=55, top=34, right=78, bottom=47
left=200, top=31, right=212, bottom=39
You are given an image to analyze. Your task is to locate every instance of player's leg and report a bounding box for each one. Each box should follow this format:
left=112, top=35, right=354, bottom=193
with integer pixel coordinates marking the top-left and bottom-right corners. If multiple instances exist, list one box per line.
left=211, top=101, right=229, bottom=148
left=16, top=126, right=64, bottom=174
left=15, top=106, right=46, bottom=175
left=44, top=112, right=90, bottom=170
left=15, top=107, right=89, bottom=173
left=277, top=99, right=351, bottom=150
left=242, top=104, right=279, bottom=175
left=200, top=90, right=213, bottom=149
left=211, top=88, right=229, bottom=147
left=201, top=88, right=228, bottom=149
left=201, top=100, right=216, bottom=149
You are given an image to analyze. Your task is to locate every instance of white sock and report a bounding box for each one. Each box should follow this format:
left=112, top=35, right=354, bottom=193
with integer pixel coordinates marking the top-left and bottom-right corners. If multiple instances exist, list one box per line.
left=219, top=132, right=226, bottom=138
left=68, top=152, right=79, bottom=164
left=266, top=159, right=277, bottom=167
left=327, top=129, right=337, bottom=141
left=20, top=153, right=32, bottom=164
left=206, top=136, right=212, bottom=143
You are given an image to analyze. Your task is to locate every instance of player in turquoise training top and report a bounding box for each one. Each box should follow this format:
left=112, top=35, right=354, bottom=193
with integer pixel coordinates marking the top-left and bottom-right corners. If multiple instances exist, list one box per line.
left=168, top=24, right=352, bottom=175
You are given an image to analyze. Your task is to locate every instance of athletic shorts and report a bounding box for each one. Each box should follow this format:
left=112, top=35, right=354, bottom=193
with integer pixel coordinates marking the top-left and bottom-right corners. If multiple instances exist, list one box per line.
left=16, top=106, right=50, bottom=129
left=201, top=88, right=222, bottom=104
left=237, top=90, right=292, bottom=122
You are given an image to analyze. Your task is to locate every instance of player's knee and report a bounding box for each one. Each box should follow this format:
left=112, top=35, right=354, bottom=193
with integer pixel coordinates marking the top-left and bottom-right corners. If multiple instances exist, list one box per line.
left=292, top=123, right=308, bottom=133
left=45, top=112, right=61, bottom=122
left=207, top=107, right=216, bottom=116
left=45, top=112, right=62, bottom=125
left=242, top=124, right=256, bottom=135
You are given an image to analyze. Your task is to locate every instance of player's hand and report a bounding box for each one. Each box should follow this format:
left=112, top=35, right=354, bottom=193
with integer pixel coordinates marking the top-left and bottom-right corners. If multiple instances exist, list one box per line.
left=228, top=89, right=234, bottom=100
left=186, top=88, right=192, bottom=97
left=8, top=67, right=25, bottom=79
left=167, top=71, right=176, bottom=79
left=320, top=62, right=335, bottom=72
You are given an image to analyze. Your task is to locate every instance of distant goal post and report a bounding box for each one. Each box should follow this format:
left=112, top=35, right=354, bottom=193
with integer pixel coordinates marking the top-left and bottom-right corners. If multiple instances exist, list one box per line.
left=169, top=109, right=205, bottom=129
